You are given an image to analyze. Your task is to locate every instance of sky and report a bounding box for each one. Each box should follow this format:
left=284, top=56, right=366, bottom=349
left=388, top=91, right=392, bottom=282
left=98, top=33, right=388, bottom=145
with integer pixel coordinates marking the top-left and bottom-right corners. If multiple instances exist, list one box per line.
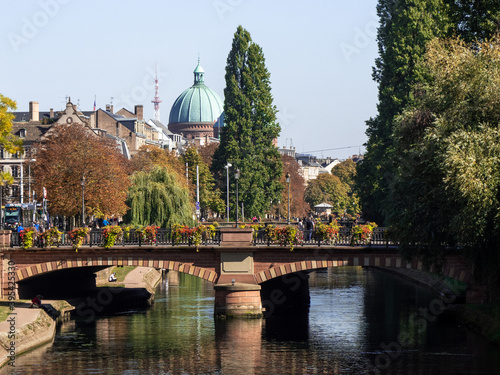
left=1, top=0, right=379, bottom=160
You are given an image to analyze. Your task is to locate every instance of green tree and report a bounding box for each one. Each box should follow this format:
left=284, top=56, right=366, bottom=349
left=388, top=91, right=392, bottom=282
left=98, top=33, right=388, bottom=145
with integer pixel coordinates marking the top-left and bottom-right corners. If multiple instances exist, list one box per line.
left=447, top=0, right=500, bottom=42
left=212, top=26, right=283, bottom=219
left=305, top=174, right=348, bottom=213
left=125, top=165, right=194, bottom=228
left=390, top=36, right=500, bottom=296
left=356, top=0, right=452, bottom=224
left=332, top=159, right=361, bottom=216
left=182, top=146, right=225, bottom=218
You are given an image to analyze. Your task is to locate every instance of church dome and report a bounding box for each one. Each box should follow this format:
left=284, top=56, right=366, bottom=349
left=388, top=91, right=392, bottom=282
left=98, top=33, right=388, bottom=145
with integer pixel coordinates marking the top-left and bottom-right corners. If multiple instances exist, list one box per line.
left=168, top=61, right=223, bottom=125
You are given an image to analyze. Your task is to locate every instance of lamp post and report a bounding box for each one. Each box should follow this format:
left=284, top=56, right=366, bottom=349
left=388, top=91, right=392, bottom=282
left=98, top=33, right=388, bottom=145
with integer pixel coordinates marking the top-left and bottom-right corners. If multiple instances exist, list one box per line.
left=286, top=172, right=291, bottom=224
left=225, top=163, right=232, bottom=222
left=81, top=175, right=85, bottom=227
left=234, top=168, right=240, bottom=226
left=28, top=159, right=36, bottom=204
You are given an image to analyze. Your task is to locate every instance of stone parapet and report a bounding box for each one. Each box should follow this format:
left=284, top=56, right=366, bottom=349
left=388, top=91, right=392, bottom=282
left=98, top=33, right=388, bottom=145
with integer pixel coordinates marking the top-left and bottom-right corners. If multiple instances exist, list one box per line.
left=219, top=228, right=253, bottom=247
left=0, top=231, right=11, bottom=249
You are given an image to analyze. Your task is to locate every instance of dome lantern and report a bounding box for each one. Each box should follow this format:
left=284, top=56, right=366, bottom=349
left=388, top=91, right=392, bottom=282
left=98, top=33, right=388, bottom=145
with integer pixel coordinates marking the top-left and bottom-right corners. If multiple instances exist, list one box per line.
left=194, top=58, right=205, bottom=85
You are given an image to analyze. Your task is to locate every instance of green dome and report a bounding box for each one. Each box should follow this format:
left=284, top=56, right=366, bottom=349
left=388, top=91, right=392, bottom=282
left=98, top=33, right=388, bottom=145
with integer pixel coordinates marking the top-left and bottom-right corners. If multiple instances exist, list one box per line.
left=169, top=61, right=223, bottom=124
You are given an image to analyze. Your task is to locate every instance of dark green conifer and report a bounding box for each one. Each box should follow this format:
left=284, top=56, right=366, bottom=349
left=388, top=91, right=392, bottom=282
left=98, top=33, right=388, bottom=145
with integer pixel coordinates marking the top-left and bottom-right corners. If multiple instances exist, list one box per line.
left=213, top=26, right=283, bottom=218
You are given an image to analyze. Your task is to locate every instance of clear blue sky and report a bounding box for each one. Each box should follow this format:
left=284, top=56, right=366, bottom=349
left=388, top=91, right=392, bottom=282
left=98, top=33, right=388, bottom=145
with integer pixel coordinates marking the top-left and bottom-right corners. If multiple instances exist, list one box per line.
left=1, top=0, right=379, bottom=160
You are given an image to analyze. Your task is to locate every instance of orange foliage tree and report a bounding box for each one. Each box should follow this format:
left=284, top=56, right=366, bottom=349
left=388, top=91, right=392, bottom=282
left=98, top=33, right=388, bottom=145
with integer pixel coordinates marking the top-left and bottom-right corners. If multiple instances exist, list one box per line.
left=280, top=155, right=308, bottom=219
left=31, top=123, right=131, bottom=219
left=131, top=145, right=185, bottom=178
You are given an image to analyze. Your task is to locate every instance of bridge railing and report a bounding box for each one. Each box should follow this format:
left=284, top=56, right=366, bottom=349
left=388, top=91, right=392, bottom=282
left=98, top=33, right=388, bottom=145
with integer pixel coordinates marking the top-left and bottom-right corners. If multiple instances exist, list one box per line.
left=252, top=227, right=390, bottom=247
left=10, top=228, right=222, bottom=248
left=10, top=227, right=388, bottom=248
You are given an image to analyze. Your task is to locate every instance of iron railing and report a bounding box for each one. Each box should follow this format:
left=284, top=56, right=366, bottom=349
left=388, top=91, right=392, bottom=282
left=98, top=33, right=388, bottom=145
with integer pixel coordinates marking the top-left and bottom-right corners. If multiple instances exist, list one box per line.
left=251, top=226, right=389, bottom=247
left=11, top=228, right=222, bottom=248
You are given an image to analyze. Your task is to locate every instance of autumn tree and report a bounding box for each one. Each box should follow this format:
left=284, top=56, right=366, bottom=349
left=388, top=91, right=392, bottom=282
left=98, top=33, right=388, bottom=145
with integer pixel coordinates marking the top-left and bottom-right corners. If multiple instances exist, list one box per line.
left=280, top=155, right=308, bottom=219
left=0, top=94, right=23, bottom=154
left=212, top=26, right=283, bottom=219
left=32, top=123, right=131, bottom=220
left=198, top=143, right=218, bottom=169
left=131, top=145, right=185, bottom=178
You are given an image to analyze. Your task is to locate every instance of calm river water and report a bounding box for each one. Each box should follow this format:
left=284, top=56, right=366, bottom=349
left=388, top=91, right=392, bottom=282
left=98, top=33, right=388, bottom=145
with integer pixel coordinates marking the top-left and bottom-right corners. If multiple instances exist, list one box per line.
left=4, top=267, right=500, bottom=374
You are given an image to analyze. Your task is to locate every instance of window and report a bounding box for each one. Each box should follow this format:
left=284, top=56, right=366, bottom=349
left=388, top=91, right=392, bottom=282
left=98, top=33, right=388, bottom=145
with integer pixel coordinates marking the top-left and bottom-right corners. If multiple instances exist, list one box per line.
left=11, top=166, right=18, bottom=178
left=19, top=129, right=26, bottom=138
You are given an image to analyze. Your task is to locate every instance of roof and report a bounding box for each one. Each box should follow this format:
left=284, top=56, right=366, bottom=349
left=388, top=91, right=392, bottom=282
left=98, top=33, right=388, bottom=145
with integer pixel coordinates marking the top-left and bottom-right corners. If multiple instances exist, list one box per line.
left=314, top=203, right=333, bottom=208
left=11, top=123, right=52, bottom=143
left=168, top=62, right=223, bottom=124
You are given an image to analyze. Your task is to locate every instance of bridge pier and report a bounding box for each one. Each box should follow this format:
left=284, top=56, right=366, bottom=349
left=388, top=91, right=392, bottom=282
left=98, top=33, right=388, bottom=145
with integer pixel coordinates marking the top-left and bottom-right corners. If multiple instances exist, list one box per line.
left=214, top=283, right=262, bottom=318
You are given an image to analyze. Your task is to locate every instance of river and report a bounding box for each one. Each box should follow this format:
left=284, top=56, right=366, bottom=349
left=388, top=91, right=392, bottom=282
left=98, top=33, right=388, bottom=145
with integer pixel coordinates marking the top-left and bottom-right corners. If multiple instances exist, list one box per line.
left=4, top=267, right=500, bottom=374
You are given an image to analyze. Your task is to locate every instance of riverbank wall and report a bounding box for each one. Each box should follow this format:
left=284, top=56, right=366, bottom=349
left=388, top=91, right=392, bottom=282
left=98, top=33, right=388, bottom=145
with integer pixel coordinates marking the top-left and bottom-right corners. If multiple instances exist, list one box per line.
left=0, top=300, right=74, bottom=369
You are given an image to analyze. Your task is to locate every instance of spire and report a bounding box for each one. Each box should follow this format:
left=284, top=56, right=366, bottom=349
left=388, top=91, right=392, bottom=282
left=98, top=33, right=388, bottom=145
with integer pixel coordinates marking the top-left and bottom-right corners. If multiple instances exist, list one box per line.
left=152, top=62, right=162, bottom=121
left=193, top=58, right=205, bottom=85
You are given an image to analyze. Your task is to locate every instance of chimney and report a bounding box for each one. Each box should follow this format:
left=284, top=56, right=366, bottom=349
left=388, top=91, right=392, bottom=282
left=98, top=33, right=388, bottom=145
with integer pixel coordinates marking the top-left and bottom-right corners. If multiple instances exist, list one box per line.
left=29, top=101, right=39, bottom=122
left=49, top=108, right=54, bottom=119
left=134, top=105, right=143, bottom=120
left=106, top=104, right=114, bottom=113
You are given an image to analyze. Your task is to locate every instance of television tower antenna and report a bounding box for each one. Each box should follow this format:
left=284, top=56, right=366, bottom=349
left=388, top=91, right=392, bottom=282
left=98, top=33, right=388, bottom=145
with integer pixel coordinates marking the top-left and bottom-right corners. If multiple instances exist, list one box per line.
left=152, top=62, right=162, bottom=121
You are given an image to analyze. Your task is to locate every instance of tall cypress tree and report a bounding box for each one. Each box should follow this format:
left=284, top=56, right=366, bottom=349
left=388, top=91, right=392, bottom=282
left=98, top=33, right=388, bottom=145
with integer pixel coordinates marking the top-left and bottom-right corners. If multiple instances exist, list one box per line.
left=213, top=26, right=282, bottom=218
left=356, top=0, right=452, bottom=224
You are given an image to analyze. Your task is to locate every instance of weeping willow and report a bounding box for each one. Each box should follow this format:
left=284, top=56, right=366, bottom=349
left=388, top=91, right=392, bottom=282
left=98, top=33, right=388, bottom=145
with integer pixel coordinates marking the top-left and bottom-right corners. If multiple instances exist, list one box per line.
left=125, top=166, right=194, bottom=228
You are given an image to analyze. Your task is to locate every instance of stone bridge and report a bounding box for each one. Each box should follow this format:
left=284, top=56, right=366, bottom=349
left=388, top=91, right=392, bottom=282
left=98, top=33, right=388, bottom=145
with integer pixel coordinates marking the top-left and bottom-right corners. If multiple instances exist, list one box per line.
left=0, top=228, right=484, bottom=317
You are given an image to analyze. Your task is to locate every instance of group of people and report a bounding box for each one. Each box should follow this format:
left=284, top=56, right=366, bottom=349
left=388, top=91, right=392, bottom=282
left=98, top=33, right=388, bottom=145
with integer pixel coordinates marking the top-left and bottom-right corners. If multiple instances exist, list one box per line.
left=16, top=220, right=41, bottom=233
left=298, top=216, right=316, bottom=241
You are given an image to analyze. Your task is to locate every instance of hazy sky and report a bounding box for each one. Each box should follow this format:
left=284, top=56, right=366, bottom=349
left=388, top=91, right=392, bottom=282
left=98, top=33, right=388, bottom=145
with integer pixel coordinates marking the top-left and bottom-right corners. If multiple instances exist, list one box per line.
left=2, top=0, right=379, bottom=160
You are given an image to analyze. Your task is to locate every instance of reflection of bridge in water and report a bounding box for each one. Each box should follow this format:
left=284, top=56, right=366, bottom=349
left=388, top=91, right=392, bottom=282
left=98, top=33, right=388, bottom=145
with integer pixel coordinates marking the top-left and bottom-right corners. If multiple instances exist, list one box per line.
left=2, top=228, right=485, bottom=317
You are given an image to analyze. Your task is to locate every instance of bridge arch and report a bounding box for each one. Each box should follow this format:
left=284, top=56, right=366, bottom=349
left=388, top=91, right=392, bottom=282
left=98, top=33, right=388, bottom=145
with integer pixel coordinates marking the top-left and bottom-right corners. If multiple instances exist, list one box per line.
left=254, top=255, right=473, bottom=286
left=14, top=256, right=218, bottom=284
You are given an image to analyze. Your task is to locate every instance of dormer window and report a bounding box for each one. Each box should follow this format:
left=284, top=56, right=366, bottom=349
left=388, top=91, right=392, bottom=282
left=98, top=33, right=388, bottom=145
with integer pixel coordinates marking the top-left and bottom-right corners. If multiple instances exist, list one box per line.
left=19, top=129, right=26, bottom=138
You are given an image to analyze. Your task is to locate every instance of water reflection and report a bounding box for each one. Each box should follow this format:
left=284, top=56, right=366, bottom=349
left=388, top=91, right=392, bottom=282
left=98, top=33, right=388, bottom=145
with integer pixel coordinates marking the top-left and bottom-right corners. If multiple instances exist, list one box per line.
left=4, top=267, right=500, bottom=375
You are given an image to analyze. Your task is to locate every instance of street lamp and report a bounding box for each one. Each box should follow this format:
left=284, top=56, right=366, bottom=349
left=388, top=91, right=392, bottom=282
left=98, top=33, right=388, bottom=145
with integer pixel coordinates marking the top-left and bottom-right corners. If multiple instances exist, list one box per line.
left=81, top=175, right=85, bottom=227
left=234, top=168, right=240, bottom=226
left=286, top=172, right=291, bottom=224
left=225, top=163, right=232, bottom=222
left=28, top=159, right=36, bottom=204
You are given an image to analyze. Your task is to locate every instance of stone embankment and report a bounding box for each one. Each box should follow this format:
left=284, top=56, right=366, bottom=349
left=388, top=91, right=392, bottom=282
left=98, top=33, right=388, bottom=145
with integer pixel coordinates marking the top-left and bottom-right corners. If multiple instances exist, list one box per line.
left=0, top=300, right=74, bottom=368
left=0, top=266, right=161, bottom=369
